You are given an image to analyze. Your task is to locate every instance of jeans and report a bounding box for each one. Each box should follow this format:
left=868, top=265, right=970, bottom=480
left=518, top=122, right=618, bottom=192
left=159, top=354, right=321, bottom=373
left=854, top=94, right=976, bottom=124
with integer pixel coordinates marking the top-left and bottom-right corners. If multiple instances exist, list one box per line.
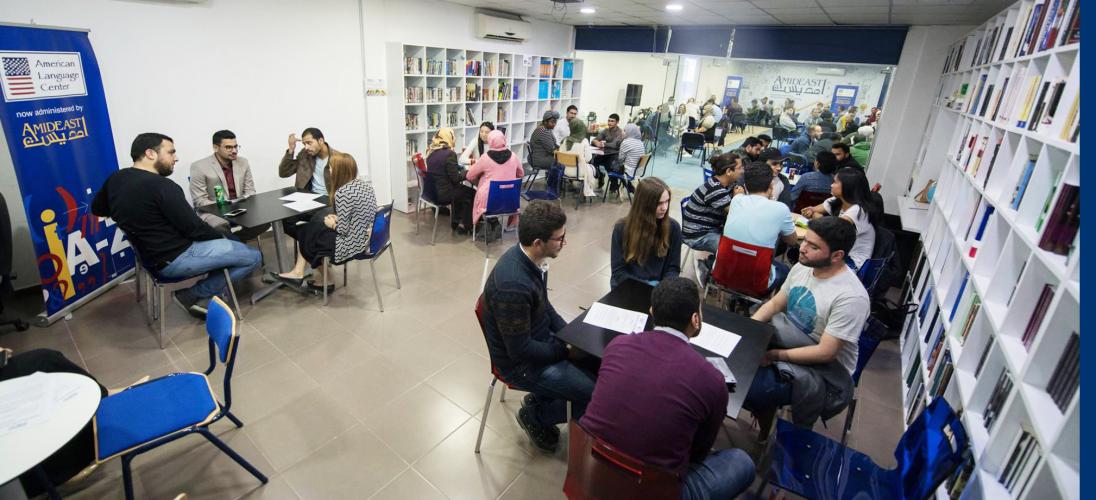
left=681, top=448, right=756, bottom=500
left=160, top=238, right=263, bottom=300
left=684, top=232, right=721, bottom=254
left=771, top=260, right=790, bottom=292
left=501, top=360, right=596, bottom=428
left=743, top=364, right=795, bottom=419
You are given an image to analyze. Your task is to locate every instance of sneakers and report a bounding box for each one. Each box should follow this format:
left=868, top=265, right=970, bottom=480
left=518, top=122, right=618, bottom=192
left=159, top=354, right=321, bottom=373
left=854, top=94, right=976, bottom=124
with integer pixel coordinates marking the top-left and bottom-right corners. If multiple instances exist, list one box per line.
left=171, top=290, right=207, bottom=319
left=516, top=406, right=560, bottom=453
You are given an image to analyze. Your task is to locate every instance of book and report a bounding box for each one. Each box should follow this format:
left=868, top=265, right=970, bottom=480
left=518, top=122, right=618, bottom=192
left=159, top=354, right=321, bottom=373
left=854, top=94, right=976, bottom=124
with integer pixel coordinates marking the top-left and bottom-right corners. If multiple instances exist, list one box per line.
left=949, top=273, right=970, bottom=322
left=1020, top=284, right=1055, bottom=350
left=1034, top=168, right=1065, bottom=231
left=982, top=137, right=1004, bottom=189
left=997, top=27, right=1014, bottom=61
left=990, top=77, right=1010, bottom=120
left=930, top=351, right=954, bottom=398
left=1046, top=332, right=1079, bottom=411
left=947, top=454, right=976, bottom=499
left=1036, top=79, right=1067, bottom=132
left=926, top=326, right=947, bottom=374
left=968, top=74, right=988, bottom=115
left=1061, top=0, right=1079, bottom=45
left=1009, top=155, right=1037, bottom=210
left=1010, top=2, right=1036, bottom=57
left=1038, top=183, right=1080, bottom=256
left=999, top=428, right=1042, bottom=496
left=974, top=337, right=995, bottom=377
left=958, top=297, right=981, bottom=345
left=1019, top=0, right=1048, bottom=57
left=978, top=83, right=995, bottom=116
left=968, top=137, right=989, bottom=176
left=1025, top=80, right=1053, bottom=131
left=1014, top=73, right=1043, bottom=128
left=1035, top=0, right=1063, bottom=51
left=982, top=369, right=1012, bottom=430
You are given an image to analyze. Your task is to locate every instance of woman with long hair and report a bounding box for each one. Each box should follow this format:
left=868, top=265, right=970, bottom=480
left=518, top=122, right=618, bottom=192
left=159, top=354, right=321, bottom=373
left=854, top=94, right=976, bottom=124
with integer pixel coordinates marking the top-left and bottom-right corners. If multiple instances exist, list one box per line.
left=801, top=166, right=880, bottom=268
left=425, top=127, right=476, bottom=234
left=459, top=122, right=495, bottom=166
left=610, top=177, right=682, bottom=288
left=276, top=152, right=377, bottom=291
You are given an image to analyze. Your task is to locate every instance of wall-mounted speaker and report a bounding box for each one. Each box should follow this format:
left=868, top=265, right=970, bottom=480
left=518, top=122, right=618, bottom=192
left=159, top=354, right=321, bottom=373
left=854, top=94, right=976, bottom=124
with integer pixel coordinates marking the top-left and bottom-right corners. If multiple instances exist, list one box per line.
left=625, top=84, right=643, bottom=106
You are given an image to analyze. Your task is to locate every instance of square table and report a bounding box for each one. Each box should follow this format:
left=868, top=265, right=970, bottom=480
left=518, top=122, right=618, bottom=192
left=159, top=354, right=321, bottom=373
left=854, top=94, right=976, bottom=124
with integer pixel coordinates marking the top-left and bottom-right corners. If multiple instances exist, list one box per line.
left=554, top=279, right=774, bottom=419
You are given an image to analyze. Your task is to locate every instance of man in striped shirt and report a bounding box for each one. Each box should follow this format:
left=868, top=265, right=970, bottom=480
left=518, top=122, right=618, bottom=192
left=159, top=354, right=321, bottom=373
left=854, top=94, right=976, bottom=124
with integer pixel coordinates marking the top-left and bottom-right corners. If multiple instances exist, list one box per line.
left=682, top=153, right=744, bottom=256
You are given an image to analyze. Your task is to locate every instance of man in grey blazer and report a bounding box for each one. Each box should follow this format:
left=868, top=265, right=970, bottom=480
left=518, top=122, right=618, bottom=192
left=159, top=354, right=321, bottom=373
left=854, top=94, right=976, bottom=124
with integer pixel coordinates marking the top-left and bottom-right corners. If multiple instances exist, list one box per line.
left=189, top=130, right=268, bottom=240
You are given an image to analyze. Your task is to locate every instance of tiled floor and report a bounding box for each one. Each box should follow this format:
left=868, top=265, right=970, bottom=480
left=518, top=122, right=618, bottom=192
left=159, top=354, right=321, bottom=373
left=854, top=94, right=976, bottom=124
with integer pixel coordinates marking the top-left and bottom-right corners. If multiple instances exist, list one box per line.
left=2, top=170, right=904, bottom=499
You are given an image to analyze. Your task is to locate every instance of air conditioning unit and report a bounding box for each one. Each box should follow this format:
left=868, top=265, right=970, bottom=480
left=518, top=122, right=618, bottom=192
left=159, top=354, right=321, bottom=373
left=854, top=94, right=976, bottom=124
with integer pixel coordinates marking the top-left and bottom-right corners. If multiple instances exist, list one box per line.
left=476, top=13, right=531, bottom=43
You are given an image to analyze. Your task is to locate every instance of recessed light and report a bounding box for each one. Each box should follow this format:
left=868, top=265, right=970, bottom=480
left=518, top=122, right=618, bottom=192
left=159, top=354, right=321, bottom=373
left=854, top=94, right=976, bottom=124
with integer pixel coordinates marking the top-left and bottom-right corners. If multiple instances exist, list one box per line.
left=666, top=4, right=683, bottom=11
left=580, top=7, right=596, bottom=14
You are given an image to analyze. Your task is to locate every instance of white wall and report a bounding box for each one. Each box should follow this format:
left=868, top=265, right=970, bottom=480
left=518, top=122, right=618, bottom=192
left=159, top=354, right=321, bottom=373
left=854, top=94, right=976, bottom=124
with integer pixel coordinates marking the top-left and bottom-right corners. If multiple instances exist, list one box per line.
left=575, top=50, right=676, bottom=121
left=0, top=0, right=574, bottom=290
left=695, top=58, right=890, bottom=113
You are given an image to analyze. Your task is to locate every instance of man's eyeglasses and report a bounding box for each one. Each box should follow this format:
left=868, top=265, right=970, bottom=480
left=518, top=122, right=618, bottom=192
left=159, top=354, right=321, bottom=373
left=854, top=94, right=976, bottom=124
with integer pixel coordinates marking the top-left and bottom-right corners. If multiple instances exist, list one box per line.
left=547, top=234, right=567, bottom=244
left=222, top=145, right=241, bottom=151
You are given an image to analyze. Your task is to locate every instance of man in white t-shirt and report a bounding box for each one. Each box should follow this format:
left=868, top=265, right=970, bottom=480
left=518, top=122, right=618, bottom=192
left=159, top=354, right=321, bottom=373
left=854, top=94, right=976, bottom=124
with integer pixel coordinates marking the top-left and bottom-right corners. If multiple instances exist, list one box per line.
left=742, top=216, right=870, bottom=431
left=722, top=162, right=797, bottom=289
left=554, top=104, right=578, bottom=145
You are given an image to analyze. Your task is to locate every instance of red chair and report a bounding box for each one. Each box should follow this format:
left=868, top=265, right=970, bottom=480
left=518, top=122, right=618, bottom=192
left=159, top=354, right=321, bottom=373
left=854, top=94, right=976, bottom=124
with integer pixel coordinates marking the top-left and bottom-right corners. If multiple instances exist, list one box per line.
left=706, top=236, right=774, bottom=304
left=793, top=190, right=830, bottom=215
left=411, top=152, right=427, bottom=174
left=473, top=294, right=520, bottom=453
left=563, top=421, right=680, bottom=500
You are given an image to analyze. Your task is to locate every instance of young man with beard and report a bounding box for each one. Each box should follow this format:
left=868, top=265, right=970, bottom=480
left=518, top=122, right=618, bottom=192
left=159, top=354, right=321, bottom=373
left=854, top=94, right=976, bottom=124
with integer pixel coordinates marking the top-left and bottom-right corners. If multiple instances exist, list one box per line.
left=92, top=133, right=262, bottom=317
left=553, top=104, right=579, bottom=145
left=189, top=129, right=268, bottom=240
left=280, top=127, right=338, bottom=196
left=742, top=216, right=869, bottom=433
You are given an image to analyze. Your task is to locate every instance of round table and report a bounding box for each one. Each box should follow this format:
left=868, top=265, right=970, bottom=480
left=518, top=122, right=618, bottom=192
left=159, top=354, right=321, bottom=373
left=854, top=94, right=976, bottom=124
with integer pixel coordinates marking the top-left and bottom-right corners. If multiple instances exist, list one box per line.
left=0, top=372, right=102, bottom=486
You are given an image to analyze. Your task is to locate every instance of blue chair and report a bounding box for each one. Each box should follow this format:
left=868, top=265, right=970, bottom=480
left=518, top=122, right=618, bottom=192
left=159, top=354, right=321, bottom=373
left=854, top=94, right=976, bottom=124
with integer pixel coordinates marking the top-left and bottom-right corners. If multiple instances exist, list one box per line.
left=702, top=167, right=713, bottom=183
left=413, top=163, right=450, bottom=245
left=779, top=143, right=792, bottom=156
left=474, top=179, right=522, bottom=259
left=784, top=152, right=810, bottom=174
left=94, top=297, right=267, bottom=500
left=321, top=204, right=401, bottom=310
left=767, top=398, right=968, bottom=500
left=602, top=154, right=650, bottom=204
left=522, top=165, right=564, bottom=207
left=134, top=251, right=244, bottom=349
left=840, top=316, right=888, bottom=448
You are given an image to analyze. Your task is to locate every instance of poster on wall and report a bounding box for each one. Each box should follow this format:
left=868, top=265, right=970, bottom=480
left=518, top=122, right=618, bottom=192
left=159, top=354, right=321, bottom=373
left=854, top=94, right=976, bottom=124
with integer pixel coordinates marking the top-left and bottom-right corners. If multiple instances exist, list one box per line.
left=721, top=76, right=743, bottom=106
left=830, top=85, right=859, bottom=114
left=768, top=75, right=828, bottom=101
left=0, top=25, right=133, bottom=323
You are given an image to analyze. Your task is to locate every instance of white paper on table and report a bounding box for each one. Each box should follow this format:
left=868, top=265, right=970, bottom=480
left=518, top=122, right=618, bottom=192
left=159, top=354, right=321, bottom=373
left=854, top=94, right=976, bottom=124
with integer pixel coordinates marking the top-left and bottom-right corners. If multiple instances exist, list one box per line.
left=279, top=192, right=324, bottom=203
left=705, top=357, right=736, bottom=385
left=583, top=302, right=648, bottom=334
left=283, top=199, right=327, bottom=213
left=690, top=323, right=742, bottom=358
left=0, top=372, right=51, bottom=436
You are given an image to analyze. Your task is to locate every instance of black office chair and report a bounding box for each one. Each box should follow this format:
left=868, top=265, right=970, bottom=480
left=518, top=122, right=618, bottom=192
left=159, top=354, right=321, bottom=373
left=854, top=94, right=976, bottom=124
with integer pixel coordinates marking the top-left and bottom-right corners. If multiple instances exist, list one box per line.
left=771, top=127, right=793, bottom=147
left=677, top=132, right=707, bottom=165
left=0, top=192, right=29, bottom=332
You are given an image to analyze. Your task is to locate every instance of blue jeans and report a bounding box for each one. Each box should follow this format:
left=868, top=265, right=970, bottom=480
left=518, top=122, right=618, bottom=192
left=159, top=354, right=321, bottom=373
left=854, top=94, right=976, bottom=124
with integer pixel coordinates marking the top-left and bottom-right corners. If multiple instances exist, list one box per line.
left=159, top=238, right=262, bottom=300
left=683, top=232, right=720, bottom=254
left=681, top=448, right=756, bottom=500
left=743, top=364, right=794, bottom=418
left=770, top=260, right=790, bottom=292
left=502, top=360, right=596, bottom=427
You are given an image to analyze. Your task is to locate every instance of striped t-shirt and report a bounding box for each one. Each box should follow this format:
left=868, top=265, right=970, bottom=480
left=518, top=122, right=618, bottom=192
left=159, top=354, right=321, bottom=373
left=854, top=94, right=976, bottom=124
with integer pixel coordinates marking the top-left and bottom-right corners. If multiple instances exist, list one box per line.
left=681, top=177, right=732, bottom=239
left=618, top=138, right=645, bottom=176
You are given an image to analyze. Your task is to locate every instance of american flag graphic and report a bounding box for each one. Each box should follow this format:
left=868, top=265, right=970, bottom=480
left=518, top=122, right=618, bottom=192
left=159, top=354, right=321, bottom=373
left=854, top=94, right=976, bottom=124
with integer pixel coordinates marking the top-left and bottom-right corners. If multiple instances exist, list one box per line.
left=2, top=57, right=35, bottom=97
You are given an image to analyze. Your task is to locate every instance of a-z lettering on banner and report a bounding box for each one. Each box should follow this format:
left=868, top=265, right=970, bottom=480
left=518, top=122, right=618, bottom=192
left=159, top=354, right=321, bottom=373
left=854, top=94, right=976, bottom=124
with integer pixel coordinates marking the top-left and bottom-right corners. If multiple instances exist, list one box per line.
left=1, top=51, right=88, bottom=102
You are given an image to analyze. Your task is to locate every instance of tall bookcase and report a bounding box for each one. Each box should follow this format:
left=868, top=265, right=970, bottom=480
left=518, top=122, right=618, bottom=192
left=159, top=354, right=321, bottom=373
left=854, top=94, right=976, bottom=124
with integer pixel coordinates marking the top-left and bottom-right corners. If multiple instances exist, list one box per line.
left=900, top=1, right=1079, bottom=499
left=386, top=43, right=583, bottom=212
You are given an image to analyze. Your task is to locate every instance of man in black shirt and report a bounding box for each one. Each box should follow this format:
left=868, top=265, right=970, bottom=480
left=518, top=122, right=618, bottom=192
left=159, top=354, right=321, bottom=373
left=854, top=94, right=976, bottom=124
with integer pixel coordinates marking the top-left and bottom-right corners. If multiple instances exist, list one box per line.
left=831, top=142, right=863, bottom=171
left=92, top=133, right=262, bottom=317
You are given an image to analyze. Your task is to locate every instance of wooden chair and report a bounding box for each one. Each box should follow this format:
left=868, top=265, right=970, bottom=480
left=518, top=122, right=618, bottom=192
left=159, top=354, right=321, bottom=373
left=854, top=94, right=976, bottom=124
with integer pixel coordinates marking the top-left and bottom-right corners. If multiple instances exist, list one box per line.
left=563, top=421, right=680, bottom=500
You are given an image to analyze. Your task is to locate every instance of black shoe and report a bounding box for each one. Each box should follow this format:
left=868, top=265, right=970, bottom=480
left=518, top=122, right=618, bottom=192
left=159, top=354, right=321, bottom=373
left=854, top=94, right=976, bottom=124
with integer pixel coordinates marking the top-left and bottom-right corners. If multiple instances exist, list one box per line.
left=270, top=272, right=304, bottom=288
left=522, top=393, right=538, bottom=409
left=171, top=290, right=207, bottom=319
left=516, top=407, right=559, bottom=453
left=452, top=225, right=470, bottom=236
left=307, top=281, right=336, bottom=294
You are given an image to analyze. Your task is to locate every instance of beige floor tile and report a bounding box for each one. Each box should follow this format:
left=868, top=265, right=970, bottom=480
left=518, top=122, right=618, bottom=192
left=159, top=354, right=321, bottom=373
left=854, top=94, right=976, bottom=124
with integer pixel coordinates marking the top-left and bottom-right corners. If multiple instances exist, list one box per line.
left=135, top=428, right=273, bottom=500
left=498, top=469, right=567, bottom=500
left=225, top=360, right=318, bottom=422
left=368, top=469, right=447, bottom=500
left=244, top=391, right=359, bottom=472
left=185, top=323, right=286, bottom=379
left=319, top=353, right=421, bottom=417
left=413, top=418, right=533, bottom=500
left=249, top=303, right=348, bottom=354
left=281, top=425, right=408, bottom=500
left=425, top=351, right=498, bottom=414
left=84, top=342, right=190, bottom=389
left=236, top=475, right=302, bottom=499
left=380, top=329, right=469, bottom=380
left=366, top=384, right=472, bottom=462
left=289, top=329, right=379, bottom=385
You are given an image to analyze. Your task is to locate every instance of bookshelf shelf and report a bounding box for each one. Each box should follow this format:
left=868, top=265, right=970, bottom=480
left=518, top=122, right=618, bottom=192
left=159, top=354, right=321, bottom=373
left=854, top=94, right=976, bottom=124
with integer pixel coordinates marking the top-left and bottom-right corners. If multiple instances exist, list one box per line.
left=902, top=1, right=1079, bottom=498
left=388, top=43, right=582, bottom=212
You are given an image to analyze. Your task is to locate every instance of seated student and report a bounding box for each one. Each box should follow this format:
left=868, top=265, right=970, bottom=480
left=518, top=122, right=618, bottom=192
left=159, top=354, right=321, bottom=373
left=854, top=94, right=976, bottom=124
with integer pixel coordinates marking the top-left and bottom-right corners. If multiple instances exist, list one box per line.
left=92, top=133, right=262, bottom=318
left=806, top=132, right=841, bottom=165
left=467, top=130, right=525, bottom=239
left=850, top=126, right=874, bottom=168
left=682, top=153, right=744, bottom=254
left=743, top=216, right=869, bottom=431
left=832, top=142, right=863, bottom=170
left=778, top=106, right=798, bottom=131
left=275, top=153, right=376, bottom=291
left=482, top=200, right=595, bottom=452
left=591, top=113, right=624, bottom=187
left=790, top=125, right=821, bottom=156
left=529, top=111, right=560, bottom=173
left=554, top=105, right=579, bottom=145
left=559, top=118, right=598, bottom=199
left=458, top=121, right=494, bottom=167
left=722, top=163, right=798, bottom=291
left=817, top=110, right=837, bottom=133
left=189, top=129, right=268, bottom=240
left=695, top=105, right=718, bottom=144
left=580, top=277, right=756, bottom=499
left=759, top=148, right=792, bottom=208
left=610, top=177, right=682, bottom=288
left=607, top=123, right=645, bottom=196
left=791, top=151, right=839, bottom=202
left=757, top=133, right=773, bottom=150
left=737, top=136, right=763, bottom=162
left=801, top=167, right=879, bottom=269
left=424, top=128, right=476, bottom=236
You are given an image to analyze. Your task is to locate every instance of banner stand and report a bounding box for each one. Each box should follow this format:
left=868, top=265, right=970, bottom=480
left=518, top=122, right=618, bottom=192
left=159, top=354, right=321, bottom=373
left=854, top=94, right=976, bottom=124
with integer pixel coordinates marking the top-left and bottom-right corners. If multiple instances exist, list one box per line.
left=34, top=268, right=133, bottom=326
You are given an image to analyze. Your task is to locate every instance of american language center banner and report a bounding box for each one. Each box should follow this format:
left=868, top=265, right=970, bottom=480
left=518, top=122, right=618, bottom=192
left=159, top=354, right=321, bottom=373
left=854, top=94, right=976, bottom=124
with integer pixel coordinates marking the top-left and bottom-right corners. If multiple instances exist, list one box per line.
left=0, top=25, right=133, bottom=320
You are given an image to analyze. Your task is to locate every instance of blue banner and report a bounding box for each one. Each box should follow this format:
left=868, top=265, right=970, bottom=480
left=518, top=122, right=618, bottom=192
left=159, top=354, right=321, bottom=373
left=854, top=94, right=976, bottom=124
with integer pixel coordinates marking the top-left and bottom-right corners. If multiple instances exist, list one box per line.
left=0, top=25, right=133, bottom=318
left=721, top=76, right=743, bottom=107
left=830, top=85, right=859, bottom=115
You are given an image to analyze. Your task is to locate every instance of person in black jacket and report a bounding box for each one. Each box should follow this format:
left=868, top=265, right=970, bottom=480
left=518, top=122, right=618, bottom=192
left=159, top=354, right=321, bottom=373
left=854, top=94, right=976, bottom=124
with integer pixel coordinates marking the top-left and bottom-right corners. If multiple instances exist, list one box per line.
left=92, top=133, right=261, bottom=318
left=482, top=200, right=595, bottom=453
left=528, top=111, right=560, bottom=173
left=423, top=128, right=475, bottom=235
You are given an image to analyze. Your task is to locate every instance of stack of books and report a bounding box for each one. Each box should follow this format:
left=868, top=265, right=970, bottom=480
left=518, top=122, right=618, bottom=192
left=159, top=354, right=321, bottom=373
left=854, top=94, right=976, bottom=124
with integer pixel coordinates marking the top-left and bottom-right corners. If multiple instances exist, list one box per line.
left=404, top=87, right=423, bottom=104
left=425, top=87, right=443, bottom=104
left=445, top=110, right=459, bottom=128
left=982, top=369, right=1013, bottom=431
left=1037, top=183, right=1080, bottom=256
left=1020, top=284, right=1055, bottom=350
left=404, top=112, right=420, bottom=130
left=465, top=83, right=482, bottom=101
left=1046, top=332, right=1079, bottom=411
left=427, top=111, right=441, bottom=129
left=404, top=57, right=423, bottom=74
left=446, top=87, right=462, bottom=102
left=404, top=138, right=418, bottom=157
left=998, top=427, right=1042, bottom=496
left=465, top=60, right=483, bottom=76
left=426, top=59, right=444, bottom=75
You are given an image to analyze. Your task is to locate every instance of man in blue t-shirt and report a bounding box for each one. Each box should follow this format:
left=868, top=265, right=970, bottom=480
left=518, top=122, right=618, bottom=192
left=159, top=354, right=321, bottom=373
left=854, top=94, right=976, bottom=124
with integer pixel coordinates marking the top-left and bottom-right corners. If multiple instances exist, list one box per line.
left=722, top=162, right=798, bottom=290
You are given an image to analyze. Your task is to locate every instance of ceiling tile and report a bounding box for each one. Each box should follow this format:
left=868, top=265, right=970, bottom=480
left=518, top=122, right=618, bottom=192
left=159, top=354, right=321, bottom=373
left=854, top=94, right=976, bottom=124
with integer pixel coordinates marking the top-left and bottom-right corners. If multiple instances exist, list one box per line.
left=750, top=0, right=820, bottom=7
left=834, top=13, right=893, bottom=24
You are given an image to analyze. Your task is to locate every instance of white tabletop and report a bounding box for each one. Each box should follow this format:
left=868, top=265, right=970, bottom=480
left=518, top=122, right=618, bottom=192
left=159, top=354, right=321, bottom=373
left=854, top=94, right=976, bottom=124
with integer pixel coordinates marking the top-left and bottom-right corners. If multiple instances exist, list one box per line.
left=0, top=372, right=101, bottom=484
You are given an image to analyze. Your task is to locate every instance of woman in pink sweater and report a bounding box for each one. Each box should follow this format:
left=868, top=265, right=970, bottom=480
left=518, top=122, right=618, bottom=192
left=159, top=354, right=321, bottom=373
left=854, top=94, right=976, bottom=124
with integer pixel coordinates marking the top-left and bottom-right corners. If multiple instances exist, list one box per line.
left=466, top=129, right=524, bottom=224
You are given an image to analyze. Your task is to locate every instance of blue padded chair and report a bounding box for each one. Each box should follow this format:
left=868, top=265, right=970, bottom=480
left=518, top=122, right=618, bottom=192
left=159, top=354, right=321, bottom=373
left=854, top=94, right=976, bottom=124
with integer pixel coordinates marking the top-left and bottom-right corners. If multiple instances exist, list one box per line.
left=702, top=167, right=713, bottom=183
left=94, top=297, right=267, bottom=500
left=413, top=163, right=450, bottom=246
left=522, top=165, right=564, bottom=207
left=784, top=152, right=810, bottom=174
left=766, top=398, right=969, bottom=500
left=133, top=251, right=244, bottom=350
left=840, top=316, right=888, bottom=448
left=474, top=179, right=521, bottom=259
left=602, top=154, right=651, bottom=204
left=320, top=203, right=401, bottom=310
left=779, top=143, right=792, bottom=156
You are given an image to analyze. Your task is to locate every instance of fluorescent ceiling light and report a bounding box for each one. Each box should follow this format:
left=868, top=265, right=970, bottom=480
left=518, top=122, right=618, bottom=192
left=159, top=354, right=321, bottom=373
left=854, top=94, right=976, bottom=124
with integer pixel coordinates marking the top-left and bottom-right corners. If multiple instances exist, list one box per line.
left=666, top=4, right=683, bottom=11
left=580, top=7, right=596, bottom=14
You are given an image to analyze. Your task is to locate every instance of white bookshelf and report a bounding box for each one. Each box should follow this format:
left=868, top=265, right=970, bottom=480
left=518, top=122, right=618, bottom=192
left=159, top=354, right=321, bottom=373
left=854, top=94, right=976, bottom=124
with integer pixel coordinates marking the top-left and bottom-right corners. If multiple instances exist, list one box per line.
left=899, top=1, right=1079, bottom=499
left=386, top=43, right=583, bottom=212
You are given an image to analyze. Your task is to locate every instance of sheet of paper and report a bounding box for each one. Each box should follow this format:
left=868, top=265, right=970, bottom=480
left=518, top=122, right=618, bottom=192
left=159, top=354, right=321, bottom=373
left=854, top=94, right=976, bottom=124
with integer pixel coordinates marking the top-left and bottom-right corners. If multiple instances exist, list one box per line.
left=279, top=192, right=324, bottom=203
left=706, top=357, right=736, bottom=385
left=691, top=323, right=743, bottom=358
left=284, top=199, right=327, bottom=213
left=0, top=372, right=51, bottom=436
left=582, top=302, right=648, bottom=334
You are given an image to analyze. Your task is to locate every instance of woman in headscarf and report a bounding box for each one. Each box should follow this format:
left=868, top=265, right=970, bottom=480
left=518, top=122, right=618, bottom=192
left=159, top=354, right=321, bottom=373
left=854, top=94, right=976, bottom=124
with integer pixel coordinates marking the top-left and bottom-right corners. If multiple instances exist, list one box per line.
left=559, top=118, right=597, bottom=198
left=466, top=129, right=524, bottom=228
left=608, top=123, right=644, bottom=197
left=424, top=127, right=475, bottom=235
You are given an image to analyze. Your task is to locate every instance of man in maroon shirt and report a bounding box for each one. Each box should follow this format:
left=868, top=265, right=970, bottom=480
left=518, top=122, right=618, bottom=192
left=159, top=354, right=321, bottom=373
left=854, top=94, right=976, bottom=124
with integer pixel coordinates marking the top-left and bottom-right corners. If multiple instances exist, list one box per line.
left=579, top=277, right=755, bottom=499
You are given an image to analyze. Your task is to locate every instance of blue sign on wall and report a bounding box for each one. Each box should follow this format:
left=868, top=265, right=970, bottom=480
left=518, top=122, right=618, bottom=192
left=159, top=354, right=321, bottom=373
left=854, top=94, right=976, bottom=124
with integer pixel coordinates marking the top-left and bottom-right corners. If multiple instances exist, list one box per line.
left=721, top=76, right=743, bottom=107
left=830, top=85, right=859, bottom=114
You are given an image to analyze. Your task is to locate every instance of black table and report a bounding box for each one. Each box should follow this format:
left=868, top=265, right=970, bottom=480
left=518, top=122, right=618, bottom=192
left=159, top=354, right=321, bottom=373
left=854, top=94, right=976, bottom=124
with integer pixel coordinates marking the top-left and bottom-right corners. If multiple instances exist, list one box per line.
left=197, top=186, right=326, bottom=303
left=554, top=279, right=774, bottom=419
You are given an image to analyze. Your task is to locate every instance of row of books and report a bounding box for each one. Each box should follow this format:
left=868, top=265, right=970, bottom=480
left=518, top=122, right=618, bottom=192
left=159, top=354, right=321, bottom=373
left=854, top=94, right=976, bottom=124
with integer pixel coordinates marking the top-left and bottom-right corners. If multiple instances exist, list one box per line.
left=982, top=368, right=1012, bottom=431
left=1036, top=183, right=1079, bottom=256
left=465, top=60, right=497, bottom=76
left=998, top=427, right=1042, bottom=496
left=1046, top=332, right=1079, bottom=411
left=404, top=87, right=423, bottom=104
left=424, top=87, right=462, bottom=103
left=1020, top=284, right=1054, bottom=350
left=404, top=138, right=418, bottom=157
left=427, top=112, right=441, bottom=129
left=1013, top=0, right=1080, bottom=58
left=404, top=112, right=420, bottom=130
left=1057, top=94, right=1079, bottom=142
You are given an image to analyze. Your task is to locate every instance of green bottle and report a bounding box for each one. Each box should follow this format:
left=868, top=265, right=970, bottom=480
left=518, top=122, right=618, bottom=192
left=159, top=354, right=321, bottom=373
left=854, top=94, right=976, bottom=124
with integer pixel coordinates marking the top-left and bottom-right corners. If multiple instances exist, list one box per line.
left=214, top=185, right=226, bottom=205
